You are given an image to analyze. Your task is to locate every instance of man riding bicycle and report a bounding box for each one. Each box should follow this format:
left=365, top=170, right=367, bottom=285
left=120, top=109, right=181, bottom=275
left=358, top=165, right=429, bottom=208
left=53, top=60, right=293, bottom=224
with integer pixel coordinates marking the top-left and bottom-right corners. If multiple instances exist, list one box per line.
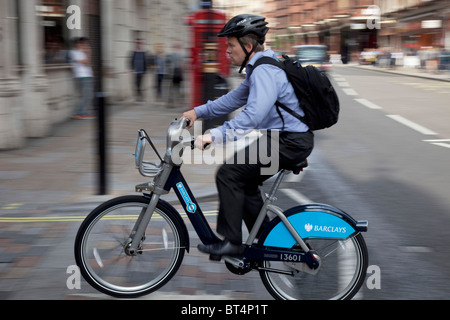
left=182, top=14, right=314, bottom=258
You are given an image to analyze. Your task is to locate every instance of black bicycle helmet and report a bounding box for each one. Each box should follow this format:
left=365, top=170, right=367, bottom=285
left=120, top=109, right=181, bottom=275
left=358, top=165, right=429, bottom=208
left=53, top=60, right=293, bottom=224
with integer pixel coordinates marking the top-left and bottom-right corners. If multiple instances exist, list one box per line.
left=218, top=14, right=269, bottom=40
left=218, top=14, right=269, bottom=73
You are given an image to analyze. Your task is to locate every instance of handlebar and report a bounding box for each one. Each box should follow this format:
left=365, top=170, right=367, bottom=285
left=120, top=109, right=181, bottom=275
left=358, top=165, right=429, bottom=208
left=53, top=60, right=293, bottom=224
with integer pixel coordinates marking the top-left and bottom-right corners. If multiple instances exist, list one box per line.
left=179, top=117, right=191, bottom=129
left=171, top=118, right=209, bottom=150
left=135, top=118, right=210, bottom=177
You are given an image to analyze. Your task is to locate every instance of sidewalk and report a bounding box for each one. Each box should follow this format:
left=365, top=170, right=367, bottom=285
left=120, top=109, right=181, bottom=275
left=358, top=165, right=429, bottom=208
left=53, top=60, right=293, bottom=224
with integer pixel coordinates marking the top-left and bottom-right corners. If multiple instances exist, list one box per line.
left=0, top=100, right=239, bottom=300
left=349, top=63, right=450, bottom=82
left=0, top=101, right=219, bottom=208
left=0, top=74, right=247, bottom=207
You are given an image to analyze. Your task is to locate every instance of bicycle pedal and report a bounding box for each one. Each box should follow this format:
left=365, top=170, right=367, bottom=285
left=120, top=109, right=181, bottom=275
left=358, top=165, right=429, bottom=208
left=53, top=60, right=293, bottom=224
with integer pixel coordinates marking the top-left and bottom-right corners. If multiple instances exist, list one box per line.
left=209, top=254, right=222, bottom=261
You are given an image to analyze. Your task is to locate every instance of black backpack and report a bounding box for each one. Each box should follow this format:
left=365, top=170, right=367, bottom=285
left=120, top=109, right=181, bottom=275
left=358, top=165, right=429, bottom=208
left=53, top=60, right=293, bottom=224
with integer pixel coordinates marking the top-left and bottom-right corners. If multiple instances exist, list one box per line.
left=252, top=55, right=339, bottom=131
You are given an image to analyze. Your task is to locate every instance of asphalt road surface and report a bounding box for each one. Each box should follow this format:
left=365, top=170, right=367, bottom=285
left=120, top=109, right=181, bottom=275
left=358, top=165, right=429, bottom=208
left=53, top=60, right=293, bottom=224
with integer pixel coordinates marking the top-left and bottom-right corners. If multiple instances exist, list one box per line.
left=270, top=65, right=450, bottom=299
left=2, top=65, right=449, bottom=301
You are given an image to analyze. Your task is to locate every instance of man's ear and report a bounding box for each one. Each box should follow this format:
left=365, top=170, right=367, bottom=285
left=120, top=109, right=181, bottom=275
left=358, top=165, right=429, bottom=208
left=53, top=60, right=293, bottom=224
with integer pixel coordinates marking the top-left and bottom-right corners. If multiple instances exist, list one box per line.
left=244, top=42, right=254, bottom=53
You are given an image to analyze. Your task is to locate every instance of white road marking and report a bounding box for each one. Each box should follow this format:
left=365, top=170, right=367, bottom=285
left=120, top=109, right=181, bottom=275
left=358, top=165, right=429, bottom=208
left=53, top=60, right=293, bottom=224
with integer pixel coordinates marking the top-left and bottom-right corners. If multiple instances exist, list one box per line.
left=386, top=115, right=437, bottom=135
left=430, top=142, right=450, bottom=149
left=279, top=171, right=311, bottom=203
left=402, top=246, right=433, bottom=253
left=336, top=81, right=350, bottom=87
left=331, top=75, right=346, bottom=82
left=423, top=139, right=450, bottom=149
left=342, top=88, right=358, bottom=96
left=354, top=98, right=382, bottom=109
left=423, top=139, right=450, bottom=142
left=280, top=188, right=313, bottom=205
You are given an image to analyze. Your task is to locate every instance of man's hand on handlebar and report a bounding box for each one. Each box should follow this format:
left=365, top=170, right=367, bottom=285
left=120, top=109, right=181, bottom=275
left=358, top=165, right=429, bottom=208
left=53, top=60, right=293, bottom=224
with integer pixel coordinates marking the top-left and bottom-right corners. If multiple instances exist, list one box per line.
left=194, top=134, right=213, bottom=151
left=180, top=110, right=213, bottom=150
left=181, top=110, right=197, bottom=129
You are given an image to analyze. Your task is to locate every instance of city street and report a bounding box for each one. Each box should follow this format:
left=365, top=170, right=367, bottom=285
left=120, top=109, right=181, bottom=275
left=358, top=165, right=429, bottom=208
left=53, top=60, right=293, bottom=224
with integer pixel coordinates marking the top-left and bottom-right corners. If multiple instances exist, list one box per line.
left=1, top=65, right=450, bottom=300
left=277, top=65, right=450, bottom=299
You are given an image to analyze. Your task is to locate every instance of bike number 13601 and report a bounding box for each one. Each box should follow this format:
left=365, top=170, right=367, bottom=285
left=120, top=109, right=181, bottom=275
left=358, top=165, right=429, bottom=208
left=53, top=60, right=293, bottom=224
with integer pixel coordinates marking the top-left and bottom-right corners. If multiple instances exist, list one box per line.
left=280, top=253, right=302, bottom=262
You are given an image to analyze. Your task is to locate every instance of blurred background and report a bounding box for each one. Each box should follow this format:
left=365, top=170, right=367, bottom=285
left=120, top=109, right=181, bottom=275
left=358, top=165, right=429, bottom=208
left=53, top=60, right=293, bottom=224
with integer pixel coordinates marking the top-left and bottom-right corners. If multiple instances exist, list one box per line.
left=0, top=0, right=449, bottom=150
left=1, top=0, right=450, bottom=300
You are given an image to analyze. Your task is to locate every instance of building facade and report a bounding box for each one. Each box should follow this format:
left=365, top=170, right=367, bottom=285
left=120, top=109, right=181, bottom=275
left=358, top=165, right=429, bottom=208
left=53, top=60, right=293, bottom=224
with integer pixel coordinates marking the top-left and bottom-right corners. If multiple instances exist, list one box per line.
left=0, top=0, right=193, bottom=150
left=262, top=0, right=449, bottom=63
left=2, top=0, right=448, bottom=149
left=378, top=0, right=450, bottom=51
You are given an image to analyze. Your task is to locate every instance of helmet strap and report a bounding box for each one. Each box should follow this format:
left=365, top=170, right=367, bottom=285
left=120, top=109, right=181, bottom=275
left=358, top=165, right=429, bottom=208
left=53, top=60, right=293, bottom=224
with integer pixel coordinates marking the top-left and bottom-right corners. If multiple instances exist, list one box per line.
left=237, top=38, right=259, bottom=74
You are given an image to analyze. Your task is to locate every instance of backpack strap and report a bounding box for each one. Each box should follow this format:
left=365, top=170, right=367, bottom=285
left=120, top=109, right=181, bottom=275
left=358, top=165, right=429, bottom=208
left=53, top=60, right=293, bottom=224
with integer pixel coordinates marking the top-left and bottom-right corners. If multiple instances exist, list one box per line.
left=274, top=102, right=285, bottom=130
left=252, top=56, right=307, bottom=127
left=251, top=56, right=284, bottom=69
left=275, top=101, right=305, bottom=122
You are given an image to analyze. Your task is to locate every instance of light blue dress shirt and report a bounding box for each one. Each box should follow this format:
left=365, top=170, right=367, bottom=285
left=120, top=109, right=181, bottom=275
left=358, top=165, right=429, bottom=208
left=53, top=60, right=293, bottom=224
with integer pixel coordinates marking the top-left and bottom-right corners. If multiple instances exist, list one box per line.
left=194, top=49, right=309, bottom=144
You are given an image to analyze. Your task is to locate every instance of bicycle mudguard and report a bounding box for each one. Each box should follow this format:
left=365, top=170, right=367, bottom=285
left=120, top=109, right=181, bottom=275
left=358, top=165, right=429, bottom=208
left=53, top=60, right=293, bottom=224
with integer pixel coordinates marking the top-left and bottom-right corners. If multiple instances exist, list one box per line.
left=260, top=204, right=368, bottom=248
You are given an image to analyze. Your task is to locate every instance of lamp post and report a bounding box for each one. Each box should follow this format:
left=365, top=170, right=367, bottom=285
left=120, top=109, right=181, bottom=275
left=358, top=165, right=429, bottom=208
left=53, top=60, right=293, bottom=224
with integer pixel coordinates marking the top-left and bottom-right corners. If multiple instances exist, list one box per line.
left=95, top=0, right=107, bottom=195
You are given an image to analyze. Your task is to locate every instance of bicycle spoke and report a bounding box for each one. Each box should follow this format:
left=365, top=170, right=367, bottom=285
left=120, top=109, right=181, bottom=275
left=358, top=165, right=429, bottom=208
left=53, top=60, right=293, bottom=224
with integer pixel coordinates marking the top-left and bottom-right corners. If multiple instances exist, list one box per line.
left=260, top=235, right=368, bottom=300
left=75, top=196, right=186, bottom=298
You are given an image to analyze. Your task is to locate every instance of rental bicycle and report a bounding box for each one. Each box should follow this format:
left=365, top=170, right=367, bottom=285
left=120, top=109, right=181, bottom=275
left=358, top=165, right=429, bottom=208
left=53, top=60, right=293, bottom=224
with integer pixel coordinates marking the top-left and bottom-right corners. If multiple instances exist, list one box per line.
left=74, top=118, right=369, bottom=300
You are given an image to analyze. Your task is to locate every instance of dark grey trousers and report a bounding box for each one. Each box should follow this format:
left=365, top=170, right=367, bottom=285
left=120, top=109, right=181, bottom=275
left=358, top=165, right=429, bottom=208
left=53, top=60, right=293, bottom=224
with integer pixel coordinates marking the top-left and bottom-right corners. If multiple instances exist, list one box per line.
left=215, top=130, right=314, bottom=244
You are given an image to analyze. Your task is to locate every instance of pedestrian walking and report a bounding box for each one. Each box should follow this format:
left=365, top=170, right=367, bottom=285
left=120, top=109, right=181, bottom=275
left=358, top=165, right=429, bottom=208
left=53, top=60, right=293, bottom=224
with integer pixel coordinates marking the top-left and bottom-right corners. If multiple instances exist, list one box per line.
left=70, top=37, right=95, bottom=119
left=130, top=39, right=148, bottom=103
left=169, top=42, right=184, bottom=98
left=154, top=44, right=166, bottom=99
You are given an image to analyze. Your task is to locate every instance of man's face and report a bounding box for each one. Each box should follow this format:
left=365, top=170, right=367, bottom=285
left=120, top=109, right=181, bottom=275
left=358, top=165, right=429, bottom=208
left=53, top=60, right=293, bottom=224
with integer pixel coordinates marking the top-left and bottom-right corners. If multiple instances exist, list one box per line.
left=226, top=37, right=251, bottom=66
left=77, top=41, right=88, bottom=50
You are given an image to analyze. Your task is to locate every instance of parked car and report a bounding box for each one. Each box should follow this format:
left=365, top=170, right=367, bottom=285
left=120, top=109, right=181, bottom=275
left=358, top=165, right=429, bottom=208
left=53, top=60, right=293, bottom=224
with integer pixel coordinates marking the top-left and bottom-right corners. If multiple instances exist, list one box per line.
left=293, top=45, right=331, bottom=72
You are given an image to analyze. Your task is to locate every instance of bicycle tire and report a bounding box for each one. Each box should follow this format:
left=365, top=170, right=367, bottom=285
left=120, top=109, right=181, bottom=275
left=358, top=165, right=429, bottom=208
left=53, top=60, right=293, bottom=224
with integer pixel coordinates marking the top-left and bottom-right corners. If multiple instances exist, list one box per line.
left=74, top=195, right=187, bottom=298
left=259, top=233, right=368, bottom=300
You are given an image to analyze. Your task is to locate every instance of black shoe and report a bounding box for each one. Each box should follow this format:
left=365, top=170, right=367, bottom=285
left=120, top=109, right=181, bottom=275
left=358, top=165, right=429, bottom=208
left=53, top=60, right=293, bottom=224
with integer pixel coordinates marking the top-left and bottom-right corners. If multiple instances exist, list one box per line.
left=197, top=239, right=244, bottom=261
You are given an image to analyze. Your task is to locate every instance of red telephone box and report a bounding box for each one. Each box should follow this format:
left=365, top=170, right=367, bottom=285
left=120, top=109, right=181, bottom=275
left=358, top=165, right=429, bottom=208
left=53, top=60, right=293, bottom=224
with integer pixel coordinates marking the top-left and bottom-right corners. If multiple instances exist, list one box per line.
left=188, top=9, right=230, bottom=109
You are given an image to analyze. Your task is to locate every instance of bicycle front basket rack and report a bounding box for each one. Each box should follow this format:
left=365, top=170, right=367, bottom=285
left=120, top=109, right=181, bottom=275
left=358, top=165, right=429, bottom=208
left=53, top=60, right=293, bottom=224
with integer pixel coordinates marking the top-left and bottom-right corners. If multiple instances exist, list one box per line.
left=134, top=129, right=163, bottom=177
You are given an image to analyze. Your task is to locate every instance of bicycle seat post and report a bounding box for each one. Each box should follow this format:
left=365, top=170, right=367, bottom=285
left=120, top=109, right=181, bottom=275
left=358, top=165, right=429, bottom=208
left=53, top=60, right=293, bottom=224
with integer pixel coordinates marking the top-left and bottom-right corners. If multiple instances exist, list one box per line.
left=245, top=170, right=290, bottom=245
left=266, top=169, right=289, bottom=201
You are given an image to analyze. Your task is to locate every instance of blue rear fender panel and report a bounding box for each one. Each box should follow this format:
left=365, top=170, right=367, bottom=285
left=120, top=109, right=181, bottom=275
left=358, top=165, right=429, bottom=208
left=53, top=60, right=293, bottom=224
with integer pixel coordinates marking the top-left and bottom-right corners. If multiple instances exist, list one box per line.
left=261, top=204, right=361, bottom=248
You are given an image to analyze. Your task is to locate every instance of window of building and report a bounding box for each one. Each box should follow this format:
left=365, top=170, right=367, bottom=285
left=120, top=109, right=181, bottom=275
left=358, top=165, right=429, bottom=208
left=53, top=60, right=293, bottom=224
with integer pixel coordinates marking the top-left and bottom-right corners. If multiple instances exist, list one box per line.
left=36, top=0, right=71, bottom=63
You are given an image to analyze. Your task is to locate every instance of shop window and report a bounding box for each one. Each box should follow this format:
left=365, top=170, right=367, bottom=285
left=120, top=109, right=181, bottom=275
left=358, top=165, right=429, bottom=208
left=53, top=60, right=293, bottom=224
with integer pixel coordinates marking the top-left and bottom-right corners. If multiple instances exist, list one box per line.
left=36, top=0, right=71, bottom=63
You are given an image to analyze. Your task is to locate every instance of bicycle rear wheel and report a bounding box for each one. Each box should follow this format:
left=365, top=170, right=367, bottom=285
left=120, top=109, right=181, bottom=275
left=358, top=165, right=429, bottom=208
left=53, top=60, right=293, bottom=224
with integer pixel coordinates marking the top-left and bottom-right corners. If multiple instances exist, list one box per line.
left=74, top=195, right=187, bottom=298
left=259, top=233, right=368, bottom=300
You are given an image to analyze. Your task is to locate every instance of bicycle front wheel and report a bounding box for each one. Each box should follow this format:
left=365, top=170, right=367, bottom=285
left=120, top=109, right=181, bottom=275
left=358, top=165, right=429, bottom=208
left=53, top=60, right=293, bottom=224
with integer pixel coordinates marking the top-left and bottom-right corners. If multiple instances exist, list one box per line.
left=74, top=195, right=187, bottom=298
left=259, top=233, right=368, bottom=300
